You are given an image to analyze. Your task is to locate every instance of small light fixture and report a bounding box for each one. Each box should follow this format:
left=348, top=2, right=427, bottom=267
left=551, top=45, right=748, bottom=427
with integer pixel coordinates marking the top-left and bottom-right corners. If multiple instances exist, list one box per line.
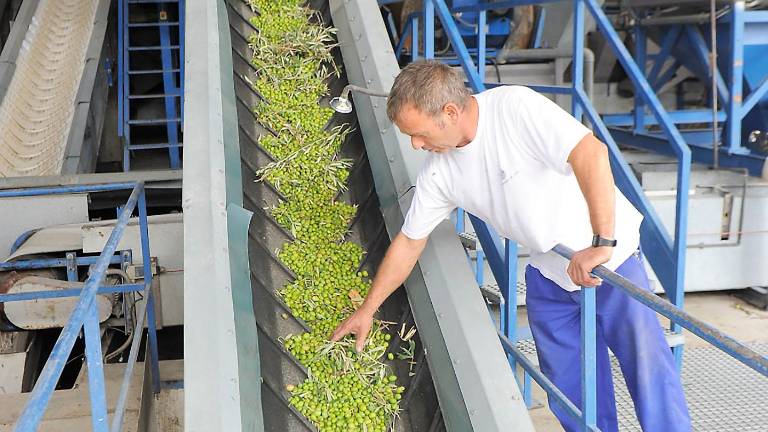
left=330, top=85, right=390, bottom=113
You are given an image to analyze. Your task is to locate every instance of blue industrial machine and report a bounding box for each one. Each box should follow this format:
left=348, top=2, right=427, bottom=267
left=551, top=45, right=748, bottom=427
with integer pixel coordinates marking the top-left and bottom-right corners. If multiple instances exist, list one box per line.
left=603, top=0, right=768, bottom=176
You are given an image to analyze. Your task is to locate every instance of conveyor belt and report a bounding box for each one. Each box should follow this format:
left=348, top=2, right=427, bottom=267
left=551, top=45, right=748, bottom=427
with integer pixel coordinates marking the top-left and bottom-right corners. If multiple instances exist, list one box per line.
left=226, top=1, right=441, bottom=430
left=0, top=0, right=98, bottom=176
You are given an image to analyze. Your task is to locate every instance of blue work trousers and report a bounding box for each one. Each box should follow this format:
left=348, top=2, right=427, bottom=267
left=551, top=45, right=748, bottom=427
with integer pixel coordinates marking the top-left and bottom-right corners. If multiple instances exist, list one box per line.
left=525, top=251, right=691, bottom=431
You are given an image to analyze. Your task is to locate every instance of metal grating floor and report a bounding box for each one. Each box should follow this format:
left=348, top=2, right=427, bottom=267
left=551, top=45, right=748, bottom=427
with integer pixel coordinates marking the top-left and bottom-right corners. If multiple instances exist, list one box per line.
left=614, top=342, right=768, bottom=431
left=516, top=340, right=768, bottom=431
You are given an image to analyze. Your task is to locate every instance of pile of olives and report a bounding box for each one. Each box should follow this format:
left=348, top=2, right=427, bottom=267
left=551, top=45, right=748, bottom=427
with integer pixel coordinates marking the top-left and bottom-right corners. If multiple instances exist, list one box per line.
left=248, top=1, right=402, bottom=430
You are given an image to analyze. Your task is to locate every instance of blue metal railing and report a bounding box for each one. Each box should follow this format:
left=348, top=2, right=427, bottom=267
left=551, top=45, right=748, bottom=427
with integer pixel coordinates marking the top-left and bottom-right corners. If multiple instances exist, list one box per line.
left=404, top=0, right=768, bottom=429
left=0, top=182, right=160, bottom=432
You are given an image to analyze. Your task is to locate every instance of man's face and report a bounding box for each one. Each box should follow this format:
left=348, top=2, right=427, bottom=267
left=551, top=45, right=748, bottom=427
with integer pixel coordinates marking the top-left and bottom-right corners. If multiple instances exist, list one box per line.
left=393, top=103, right=463, bottom=153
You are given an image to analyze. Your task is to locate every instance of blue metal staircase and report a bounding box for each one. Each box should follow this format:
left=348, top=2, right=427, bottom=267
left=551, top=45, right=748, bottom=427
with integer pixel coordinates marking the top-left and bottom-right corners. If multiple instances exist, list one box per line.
left=119, top=0, right=185, bottom=171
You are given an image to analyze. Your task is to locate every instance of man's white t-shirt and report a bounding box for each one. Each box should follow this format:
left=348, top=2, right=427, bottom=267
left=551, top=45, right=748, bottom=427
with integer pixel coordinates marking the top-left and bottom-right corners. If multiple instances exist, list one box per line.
left=401, top=85, right=643, bottom=291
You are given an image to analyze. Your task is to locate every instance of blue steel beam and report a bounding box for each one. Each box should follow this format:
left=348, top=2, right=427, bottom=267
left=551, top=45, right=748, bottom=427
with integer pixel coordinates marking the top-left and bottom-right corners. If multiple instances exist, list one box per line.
left=741, top=74, right=768, bottom=115
left=552, top=244, right=768, bottom=377
left=647, top=25, right=681, bottom=86
left=15, top=183, right=144, bottom=431
left=84, top=305, right=109, bottom=431
left=609, top=127, right=767, bottom=177
left=684, top=25, right=729, bottom=102
left=429, top=0, right=485, bottom=90
left=0, top=182, right=138, bottom=197
left=0, top=284, right=145, bottom=303
left=138, top=189, right=161, bottom=393
left=450, top=0, right=563, bottom=13
left=394, top=17, right=413, bottom=59
left=653, top=58, right=679, bottom=91
left=111, top=283, right=151, bottom=432
left=0, top=256, right=124, bottom=271
left=602, top=110, right=727, bottom=126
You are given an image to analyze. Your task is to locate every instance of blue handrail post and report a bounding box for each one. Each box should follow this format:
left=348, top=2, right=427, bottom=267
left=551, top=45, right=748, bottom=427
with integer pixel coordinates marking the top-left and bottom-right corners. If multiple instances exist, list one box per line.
left=411, top=15, right=419, bottom=62
left=84, top=304, right=109, bottom=432
left=501, top=239, right=519, bottom=378
left=572, top=0, right=585, bottom=121
left=455, top=208, right=465, bottom=233
left=478, top=10, right=486, bottom=80
left=423, top=0, right=434, bottom=59
left=138, top=187, right=161, bottom=393
left=633, top=23, right=646, bottom=133
left=580, top=285, right=597, bottom=431
left=727, top=1, right=746, bottom=154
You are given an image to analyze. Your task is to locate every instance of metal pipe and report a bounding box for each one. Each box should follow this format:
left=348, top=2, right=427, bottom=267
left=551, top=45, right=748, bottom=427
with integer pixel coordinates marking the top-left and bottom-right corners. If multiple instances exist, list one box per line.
left=551, top=244, right=768, bottom=377
left=0, top=284, right=144, bottom=303
left=495, top=48, right=595, bottom=101
left=110, top=284, right=150, bottom=432
left=0, top=181, right=138, bottom=198
left=640, top=13, right=713, bottom=26
left=330, top=84, right=390, bottom=114
left=0, top=255, right=124, bottom=271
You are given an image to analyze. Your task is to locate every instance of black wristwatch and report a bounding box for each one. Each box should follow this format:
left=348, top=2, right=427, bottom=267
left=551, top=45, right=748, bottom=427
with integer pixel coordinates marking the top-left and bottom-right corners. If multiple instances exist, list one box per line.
left=592, top=234, right=617, bottom=248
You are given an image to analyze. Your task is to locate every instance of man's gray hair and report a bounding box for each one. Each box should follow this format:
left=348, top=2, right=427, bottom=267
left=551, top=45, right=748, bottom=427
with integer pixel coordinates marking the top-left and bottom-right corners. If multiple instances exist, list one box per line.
left=386, top=60, right=471, bottom=122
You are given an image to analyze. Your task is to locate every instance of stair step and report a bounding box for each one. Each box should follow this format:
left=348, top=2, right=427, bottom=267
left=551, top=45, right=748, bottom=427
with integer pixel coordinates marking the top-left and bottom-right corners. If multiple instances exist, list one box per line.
left=127, top=118, right=181, bottom=125
left=127, top=45, right=180, bottom=51
left=128, top=22, right=179, bottom=28
left=128, top=142, right=183, bottom=150
left=128, top=69, right=180, bottom=75
left=128, top=0, right=179, bottom=3
left=127, top=93, right=180, bottom=99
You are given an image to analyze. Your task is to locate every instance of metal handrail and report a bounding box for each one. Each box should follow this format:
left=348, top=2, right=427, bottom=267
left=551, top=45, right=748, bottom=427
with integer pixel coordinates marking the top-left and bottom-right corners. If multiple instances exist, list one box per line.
left=551, top=245, right=768, bottom=376
left=0, top=182, right=160, bottom=432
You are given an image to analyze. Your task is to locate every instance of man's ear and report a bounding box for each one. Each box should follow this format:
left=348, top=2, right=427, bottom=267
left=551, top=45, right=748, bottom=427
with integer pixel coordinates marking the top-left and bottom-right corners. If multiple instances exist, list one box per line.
left=443, top=103, right=460, bottom=122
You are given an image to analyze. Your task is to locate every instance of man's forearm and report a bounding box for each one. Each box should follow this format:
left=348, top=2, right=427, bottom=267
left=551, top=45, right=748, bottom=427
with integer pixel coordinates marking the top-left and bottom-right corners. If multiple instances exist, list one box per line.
left=568, top=134, right=615, bottom=239
left=359, top=232, right=427, bottom=315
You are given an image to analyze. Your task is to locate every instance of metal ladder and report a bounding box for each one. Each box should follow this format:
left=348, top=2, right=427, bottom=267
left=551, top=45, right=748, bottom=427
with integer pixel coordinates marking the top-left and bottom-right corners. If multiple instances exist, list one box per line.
left=118, top=0, right=185, bottom=171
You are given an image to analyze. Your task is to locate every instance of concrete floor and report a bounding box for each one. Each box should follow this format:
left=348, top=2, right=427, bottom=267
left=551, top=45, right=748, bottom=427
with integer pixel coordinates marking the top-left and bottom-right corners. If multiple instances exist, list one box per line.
left=505, top=291, right=768, bottom=431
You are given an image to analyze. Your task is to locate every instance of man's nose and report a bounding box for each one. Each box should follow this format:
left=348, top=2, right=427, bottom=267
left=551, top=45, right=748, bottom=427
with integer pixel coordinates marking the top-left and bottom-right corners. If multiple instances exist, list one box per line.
left=411, top=137, right=424, bottom=150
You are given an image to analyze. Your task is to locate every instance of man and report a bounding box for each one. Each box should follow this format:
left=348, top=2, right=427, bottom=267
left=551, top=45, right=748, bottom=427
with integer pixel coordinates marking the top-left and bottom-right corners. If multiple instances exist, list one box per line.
left=331, top=60, right=690, bottom=431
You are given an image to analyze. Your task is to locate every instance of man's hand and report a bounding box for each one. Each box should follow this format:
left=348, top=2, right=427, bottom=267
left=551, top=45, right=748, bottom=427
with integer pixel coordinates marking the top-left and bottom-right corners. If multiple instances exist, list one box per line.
left=330, top=307, right=375, bottom=352
left=567, top=246, right=613, bottom=287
